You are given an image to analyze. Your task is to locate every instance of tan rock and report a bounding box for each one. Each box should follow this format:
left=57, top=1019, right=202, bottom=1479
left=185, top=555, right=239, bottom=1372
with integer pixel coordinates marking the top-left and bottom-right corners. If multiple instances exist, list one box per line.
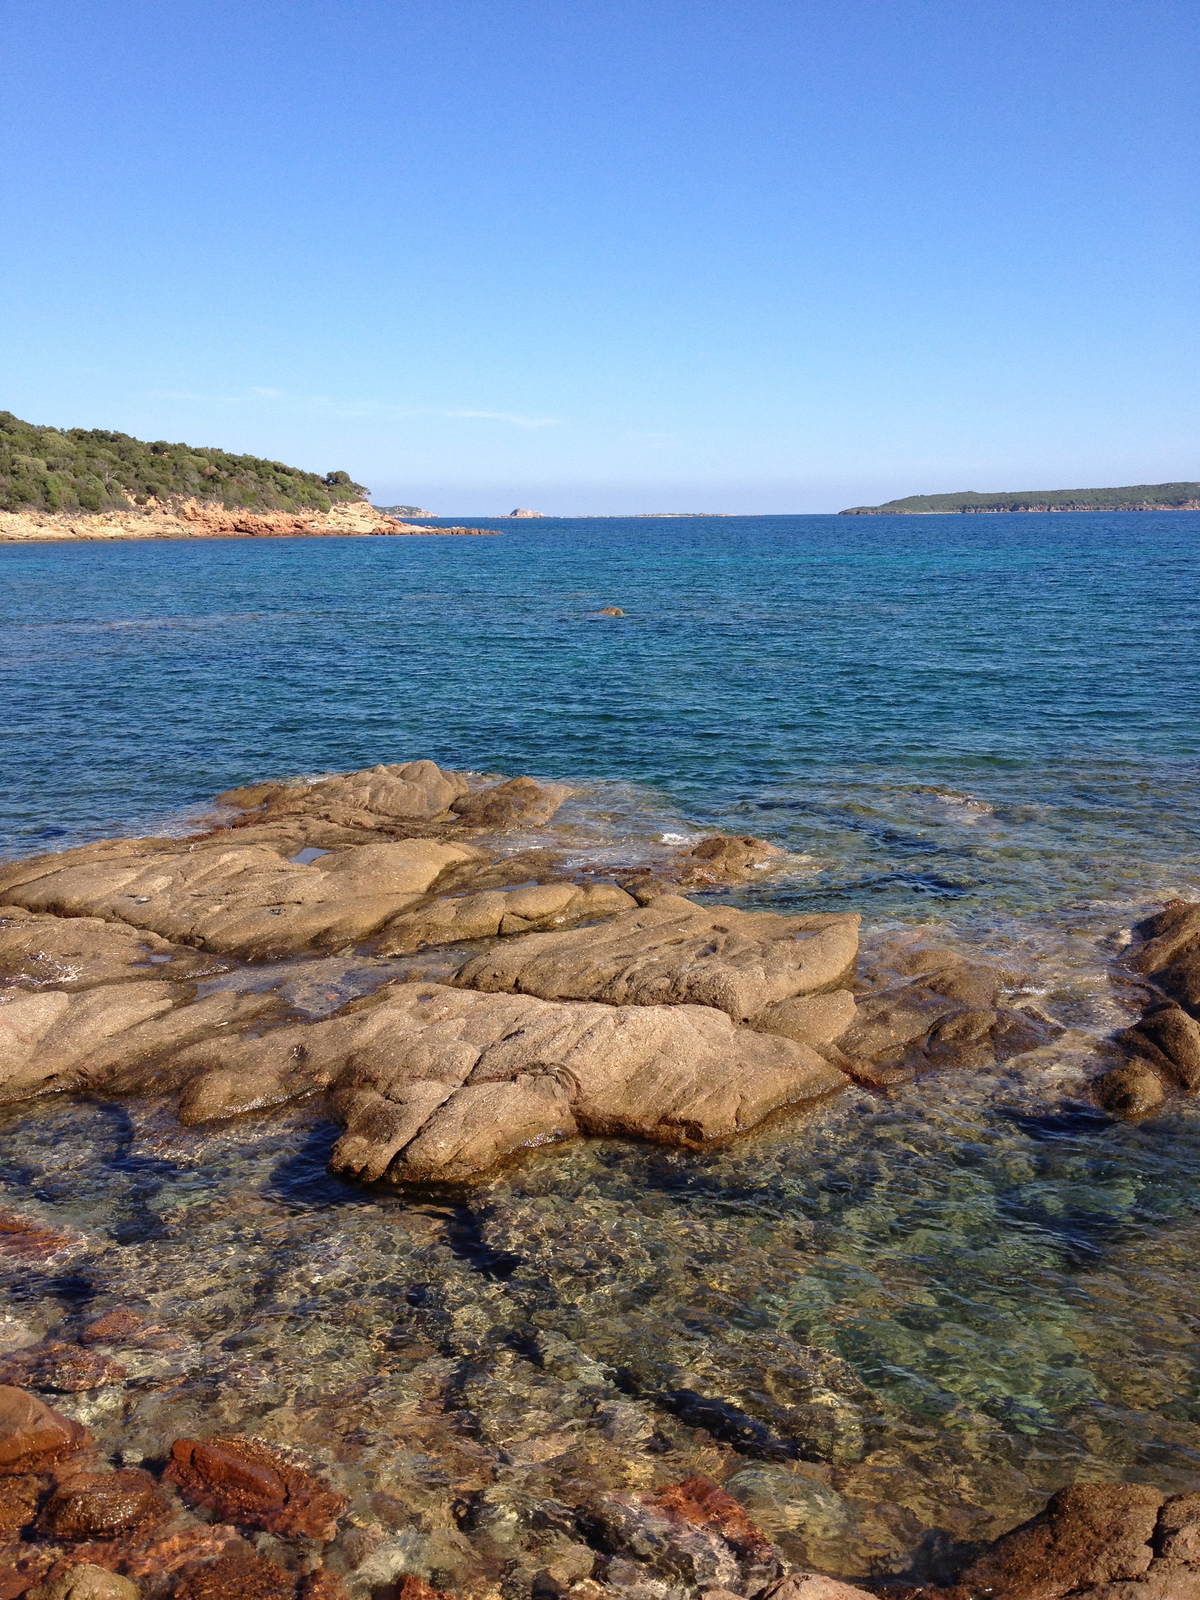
left=1096, top=1059, right=1166, bottom=1117
left=173, top=980, right=844, bottom=1179
left=0, top=978, right=281, bottom=1107
left=1119, top=1002, right=1200, bottom=1089
left=376, top=881, right=637, bottom=954
left=1129, top=901, right=1200, bottom=976
left=0, top=836, right=478, bottom=959
left=449, top=774, right=571, bottom=830
left=677, top=834, right=788, bottom=883
left=28, top=1567, right=141, bottom=1600
left=761, top=1579, right=877, bottom=1600
left=750, top=989, right=857, bottom=1048
left=0, top=913, right=216, bottom=991
left=452, top=895, right=860, bottom=1021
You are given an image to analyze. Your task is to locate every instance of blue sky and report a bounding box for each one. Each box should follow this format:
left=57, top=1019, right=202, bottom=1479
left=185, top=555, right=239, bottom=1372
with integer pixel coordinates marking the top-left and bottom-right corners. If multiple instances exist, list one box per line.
left=3, top=0, right=1197, bottom=513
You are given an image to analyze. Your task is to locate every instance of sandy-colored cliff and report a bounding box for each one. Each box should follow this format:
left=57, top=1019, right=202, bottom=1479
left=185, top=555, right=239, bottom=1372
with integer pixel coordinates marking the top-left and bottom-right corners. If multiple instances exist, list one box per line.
left=0, top=498, right=496, bottom=542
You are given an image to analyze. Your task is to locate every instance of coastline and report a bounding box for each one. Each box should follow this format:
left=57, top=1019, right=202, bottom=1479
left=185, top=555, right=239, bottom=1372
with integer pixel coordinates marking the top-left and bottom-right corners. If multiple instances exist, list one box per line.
left=2, top=758, right=1199, bottom=1596
left=0, top=501, right=500, bottom=543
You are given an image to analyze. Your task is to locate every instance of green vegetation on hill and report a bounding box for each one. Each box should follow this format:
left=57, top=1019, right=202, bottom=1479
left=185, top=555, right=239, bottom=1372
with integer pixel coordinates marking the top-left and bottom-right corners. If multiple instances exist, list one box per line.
left=841, top=482, right=1200, bottom=514
left=0, top=410, right=367, bottom=514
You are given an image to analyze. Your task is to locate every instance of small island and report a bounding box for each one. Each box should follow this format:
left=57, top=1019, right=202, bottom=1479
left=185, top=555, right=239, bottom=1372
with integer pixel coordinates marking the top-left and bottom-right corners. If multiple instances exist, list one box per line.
left=841, top=480, right=1200, bottom=514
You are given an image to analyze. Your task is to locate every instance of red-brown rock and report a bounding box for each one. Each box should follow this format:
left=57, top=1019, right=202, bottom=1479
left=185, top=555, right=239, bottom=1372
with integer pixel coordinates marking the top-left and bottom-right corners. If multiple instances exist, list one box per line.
left=0, top=1345, right=125, bottom=1396
left=646, top=1476, right=776, bottom=1567
left=297, top=1573, right=350, bottom=1600
left=0, top=1477, right=39, bottom=1537
left=170, top=1553, right=295, bottom=1599
left=0, top=1388, right=91, bottom=1476
left=0, top=1212, right=77, bottom=1264
left=77, top=1314, right=144, bottom=1349
left=123, top=1526, right=243, bottom=1580
left=0, top=1546, right=54, bottom=1600
left=397, top=1578, right=455, bottom=1600
left=953, top=1481, right=1162, bottom=1597
left=39, top=1470, right=167, bottom=1542
left=164, top=1437, right=346, bottom=1541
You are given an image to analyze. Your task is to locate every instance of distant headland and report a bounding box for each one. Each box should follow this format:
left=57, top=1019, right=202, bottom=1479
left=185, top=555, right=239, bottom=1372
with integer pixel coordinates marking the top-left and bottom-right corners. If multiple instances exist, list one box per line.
left=841, top=480, right=1200, bottom=514
left=0, top=411, right=495, bottom=541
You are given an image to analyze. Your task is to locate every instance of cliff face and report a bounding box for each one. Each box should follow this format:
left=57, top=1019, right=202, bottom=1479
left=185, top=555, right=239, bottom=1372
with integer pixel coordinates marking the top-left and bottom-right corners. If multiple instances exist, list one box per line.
left=0, top=499, right=449, bottom=542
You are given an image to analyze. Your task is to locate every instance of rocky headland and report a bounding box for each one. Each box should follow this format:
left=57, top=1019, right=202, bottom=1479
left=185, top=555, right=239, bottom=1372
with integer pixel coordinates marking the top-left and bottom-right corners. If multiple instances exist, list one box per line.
left=0, top=503, right=498, bottom=543
left=1, top=759, right=1197, bottom=1597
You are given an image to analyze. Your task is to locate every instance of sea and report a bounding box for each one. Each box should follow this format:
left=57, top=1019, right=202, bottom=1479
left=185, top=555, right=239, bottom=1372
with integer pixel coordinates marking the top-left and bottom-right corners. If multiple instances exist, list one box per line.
left=1, top=512, right=1198, bottom=1583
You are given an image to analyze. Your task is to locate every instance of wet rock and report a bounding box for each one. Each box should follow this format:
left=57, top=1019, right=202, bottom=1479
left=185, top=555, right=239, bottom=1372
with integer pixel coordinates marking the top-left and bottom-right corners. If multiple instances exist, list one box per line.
left=164, top=1436, right=347, bottom=1540
left=396, top=1579, right=454, bottom=1600
left=1120, top=1002, right=1200, bottom=1089
left=0, top=1211, right=79, bottom=1264
left=1096, top=1059, right=1165, bottom=1117
left=0, top=1476, right=39, bottom=1537
left=376, top=882, right=637, bottom=955
left=122, top=1526, right=244, bottom=1581
left=0, top=1388, right=91, bottom=1474
left=953, top=1481, right=1163, bottom=1598
left=0, top=1343, right=125, bottom=1395
left=169, top=1553, right=296, bottom=1599
left=297, top=1573, right=350, bottom=1600
left=1159, top=948, right=1200, bottom=1014
left=39, top=1471, right=166, bottom=1542
left=647, top=1476, right=780, bottom=1583
left=77, top=1313, right=149, bottom=1348
left=0, top=836, right=479, bottom=961
left=0, top=914, right=216, bottom=993
left=27, top=1568, right=140, bottom=1600
left=1128, top=901, right=1200, bottom=977
left=761, top=1580, right=876, bottom=1600
left=749, top=990, right=856, bottom=1049
left=584, top=1494, right=742, bottom=1591
left=454, top=897, right=860, bottom=1021
left=237, top=760, right=470, bottom=832
left=450, top=776, right=570, bottom=831
left=676, top=836, right=787, bottom=884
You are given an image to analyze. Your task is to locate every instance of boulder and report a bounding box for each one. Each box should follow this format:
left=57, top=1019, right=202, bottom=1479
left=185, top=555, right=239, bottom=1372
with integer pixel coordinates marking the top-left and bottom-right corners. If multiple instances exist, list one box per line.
left=1118, top=1002, right=1200, bottom=1089
left=27, top=1568, right=141, bottom=1600
left=449, top=776, right=570, bottom=830
left=750, top=990, right=856, bottom=1048
left=0, top=1387, right=91, bottom=1474
left=676, top=835, right=787, bottom=884
left=0, top=837, right=479, bottom=960
left=0, top=914, right=216, bottom=991
left=168, top=1553, right=295, bottom=1600
left=268, top=759, right=469, bottom=824
left=172, top=981, right=845, bottom=1180
left=164, top=1435, right=347, bottom=1540
left=0, top=1342, right=125, bottom=1394
left=1129, top=901, right=1200, bottom=976
left=375, top=882, right=637, bottom=954
left=39, top=1469, right=167, bottom=1540
left=1096, top=1059, right=1165, bottom=1117
left=953, top=1482, right=1162, bottom=1598
left=0, top=1475, right=39, bottom=1537
left=453, top=896, right=860, bottom=1021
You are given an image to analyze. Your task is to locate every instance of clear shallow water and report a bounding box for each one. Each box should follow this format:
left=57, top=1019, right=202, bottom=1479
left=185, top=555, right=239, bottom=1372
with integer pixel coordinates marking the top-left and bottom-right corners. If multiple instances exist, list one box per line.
left=2, top=513, right=1199, bottom=1586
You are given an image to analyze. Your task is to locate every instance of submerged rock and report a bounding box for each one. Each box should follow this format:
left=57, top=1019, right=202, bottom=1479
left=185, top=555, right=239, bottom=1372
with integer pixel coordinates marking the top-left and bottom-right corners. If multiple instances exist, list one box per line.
left=27, top=1568, right=141, bottom=1600
left=168, top=1552, right=296, bottom=1599
left=164, top=1435, right=347, bottom=1540
left=39, top=1469, right=168, bottom=1542
left=675, top=835, right=788, bottom=884
left=0, top=1386, right=92, bottom=1475
left=453, top=896, right=860, bottom=1021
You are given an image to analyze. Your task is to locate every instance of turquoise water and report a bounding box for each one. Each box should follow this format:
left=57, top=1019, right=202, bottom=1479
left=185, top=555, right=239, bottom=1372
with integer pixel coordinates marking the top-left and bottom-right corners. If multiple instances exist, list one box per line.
left=2, top=513, right=1200, bottom=1586
left=2, top=513, right=1198, bottom=914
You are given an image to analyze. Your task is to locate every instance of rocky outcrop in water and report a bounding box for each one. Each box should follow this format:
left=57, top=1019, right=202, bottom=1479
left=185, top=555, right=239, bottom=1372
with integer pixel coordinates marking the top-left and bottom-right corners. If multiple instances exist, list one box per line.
left=0, top=757, right=1092, bottom=1186
left=1098, top=901, right=1200, bottom=1117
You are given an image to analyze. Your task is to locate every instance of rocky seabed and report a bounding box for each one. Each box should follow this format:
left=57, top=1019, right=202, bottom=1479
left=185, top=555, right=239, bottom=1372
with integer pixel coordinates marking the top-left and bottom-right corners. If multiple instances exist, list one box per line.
left=1, top=760, right=1198, bottom=1598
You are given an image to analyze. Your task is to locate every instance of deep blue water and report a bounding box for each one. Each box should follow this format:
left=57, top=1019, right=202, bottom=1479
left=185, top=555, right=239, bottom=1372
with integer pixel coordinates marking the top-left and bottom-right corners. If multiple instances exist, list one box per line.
left=2, top=512, right=1197, bottom=915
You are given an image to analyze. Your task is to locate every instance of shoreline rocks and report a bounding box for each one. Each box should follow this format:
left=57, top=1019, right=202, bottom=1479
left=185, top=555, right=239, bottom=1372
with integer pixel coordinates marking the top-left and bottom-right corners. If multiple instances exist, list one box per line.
left=0, top=502, right=499, bottom=544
